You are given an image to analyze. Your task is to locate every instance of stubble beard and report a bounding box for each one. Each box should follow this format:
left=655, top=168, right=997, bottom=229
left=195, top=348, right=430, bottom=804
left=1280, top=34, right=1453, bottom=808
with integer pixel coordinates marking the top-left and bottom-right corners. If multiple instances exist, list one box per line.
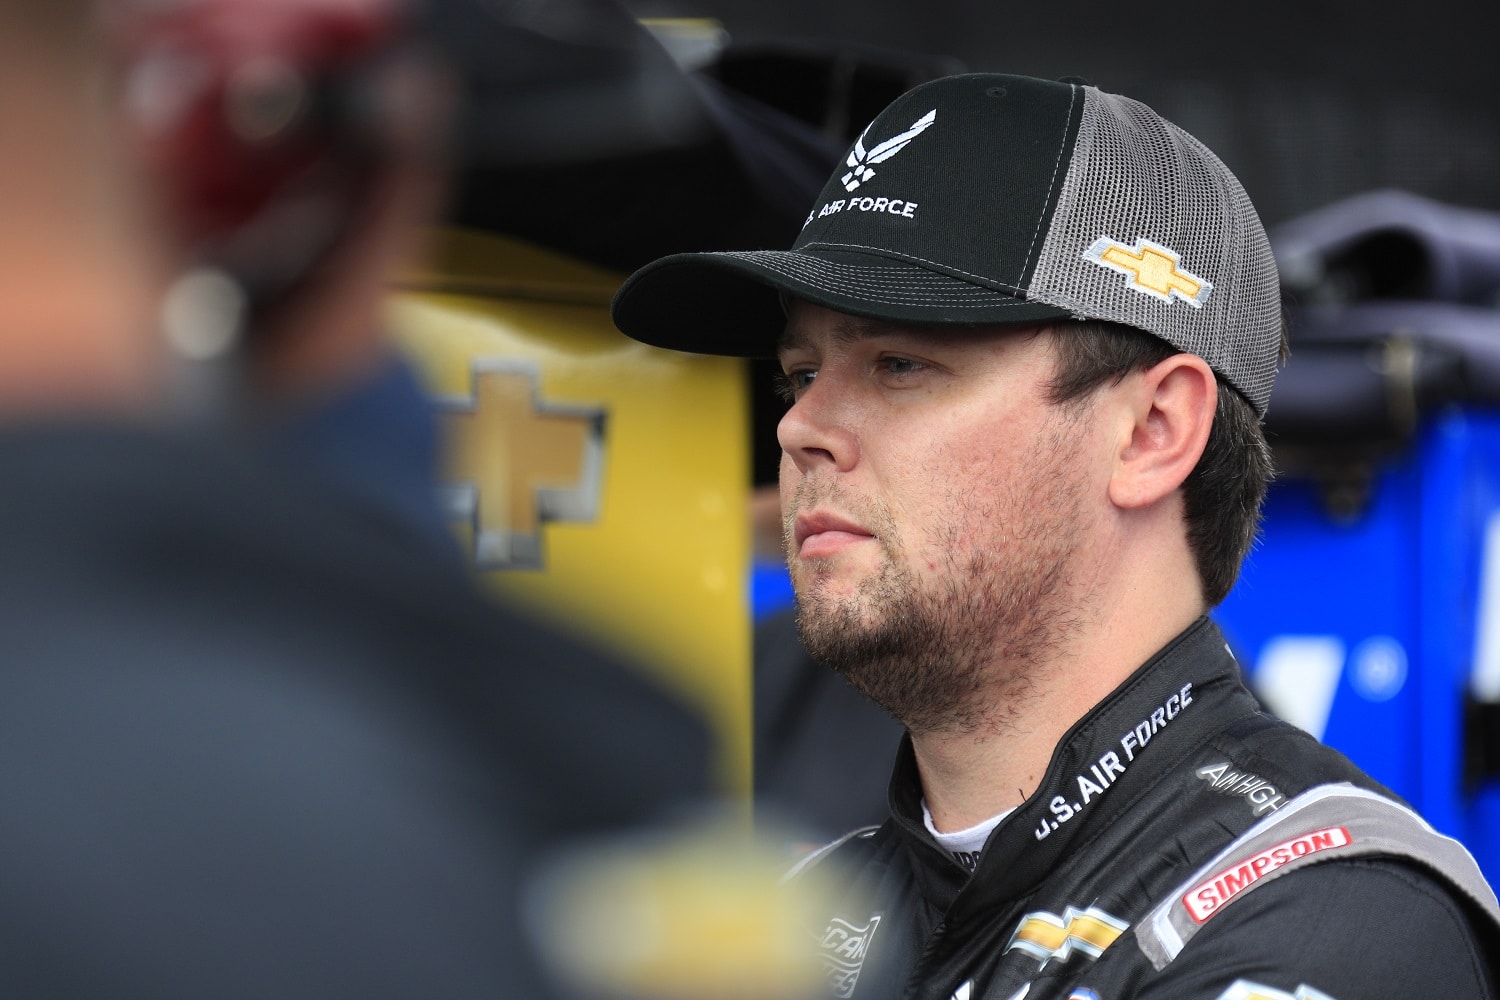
left=785, top=437, right=1086, bottom=737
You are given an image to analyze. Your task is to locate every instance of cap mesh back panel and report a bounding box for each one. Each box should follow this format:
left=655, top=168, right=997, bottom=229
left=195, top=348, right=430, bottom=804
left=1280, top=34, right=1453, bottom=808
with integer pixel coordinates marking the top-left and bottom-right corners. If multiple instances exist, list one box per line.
left=1027, top=87, right=1281, bottom=414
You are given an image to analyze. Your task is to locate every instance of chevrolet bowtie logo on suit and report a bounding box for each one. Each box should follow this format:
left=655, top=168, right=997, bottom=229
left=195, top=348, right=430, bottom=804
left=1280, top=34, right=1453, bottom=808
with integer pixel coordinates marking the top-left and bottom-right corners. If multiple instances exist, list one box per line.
left=1005, top=906, right=1127, bottom=966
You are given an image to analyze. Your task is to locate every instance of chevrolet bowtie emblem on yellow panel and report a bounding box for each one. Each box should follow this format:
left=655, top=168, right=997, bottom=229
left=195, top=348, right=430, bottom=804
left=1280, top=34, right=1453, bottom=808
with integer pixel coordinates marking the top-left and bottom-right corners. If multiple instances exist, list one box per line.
left=1083, top=236, right=1213, bottom=307
left=1005, top=905, right=1127, bottom=966
left=1213, top=980, right=1337, bottom=1000
left=438, top=361, right=605, bottom=570
left=390, top=228, right=752, bottom=795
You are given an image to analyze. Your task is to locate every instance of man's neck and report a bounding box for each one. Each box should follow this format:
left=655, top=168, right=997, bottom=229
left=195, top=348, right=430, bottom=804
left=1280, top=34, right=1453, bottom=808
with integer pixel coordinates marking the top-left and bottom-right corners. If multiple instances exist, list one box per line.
left=913, top=572, right=1204, bottom=834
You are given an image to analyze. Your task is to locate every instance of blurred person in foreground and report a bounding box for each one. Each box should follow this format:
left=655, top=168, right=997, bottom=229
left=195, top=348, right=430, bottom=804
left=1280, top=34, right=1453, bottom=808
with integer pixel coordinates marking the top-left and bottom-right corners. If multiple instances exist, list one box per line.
left=0, top=2, right=735, bottom=996
left=110, top=0, right=463, bottom=547
left=612, top=72, right=1500, bottom=999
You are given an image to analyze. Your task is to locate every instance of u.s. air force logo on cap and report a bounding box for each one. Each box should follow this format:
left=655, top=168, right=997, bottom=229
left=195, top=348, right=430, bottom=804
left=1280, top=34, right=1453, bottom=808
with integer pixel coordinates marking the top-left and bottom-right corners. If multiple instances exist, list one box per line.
left=1083, top=235, right=1212, bottom=307
left=842, top=109, right=936, bottom=191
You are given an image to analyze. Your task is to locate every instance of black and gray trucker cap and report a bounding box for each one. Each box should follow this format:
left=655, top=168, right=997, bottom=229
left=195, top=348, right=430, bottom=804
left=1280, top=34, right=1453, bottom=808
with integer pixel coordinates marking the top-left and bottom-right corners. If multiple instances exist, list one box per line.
left=610, top=72, right=1283, bottom=416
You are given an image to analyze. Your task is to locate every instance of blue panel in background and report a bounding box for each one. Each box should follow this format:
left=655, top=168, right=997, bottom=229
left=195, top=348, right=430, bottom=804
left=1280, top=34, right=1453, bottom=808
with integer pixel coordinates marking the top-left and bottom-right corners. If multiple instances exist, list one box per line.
left=752, top=558, right=796, bottom=622
left=1214, top=447, right=1424, bottom=808
left=1217, top=405, right=1500, bottom=887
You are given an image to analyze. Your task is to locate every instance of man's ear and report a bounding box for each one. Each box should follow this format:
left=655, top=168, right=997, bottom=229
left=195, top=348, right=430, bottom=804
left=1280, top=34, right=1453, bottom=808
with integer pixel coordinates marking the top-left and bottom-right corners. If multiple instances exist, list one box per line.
left=1108, top=353, right=1217, bottom=510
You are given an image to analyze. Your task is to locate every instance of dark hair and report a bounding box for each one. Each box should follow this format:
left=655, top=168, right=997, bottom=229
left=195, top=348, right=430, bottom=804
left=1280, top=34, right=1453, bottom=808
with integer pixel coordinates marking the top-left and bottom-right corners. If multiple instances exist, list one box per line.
left=1045, top=319, right=1283, bottom=606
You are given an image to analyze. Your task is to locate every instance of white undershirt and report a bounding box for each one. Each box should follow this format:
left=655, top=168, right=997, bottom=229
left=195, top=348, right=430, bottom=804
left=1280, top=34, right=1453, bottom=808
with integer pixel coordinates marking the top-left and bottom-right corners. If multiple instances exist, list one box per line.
left=922, top=800, right=1015, bottom=873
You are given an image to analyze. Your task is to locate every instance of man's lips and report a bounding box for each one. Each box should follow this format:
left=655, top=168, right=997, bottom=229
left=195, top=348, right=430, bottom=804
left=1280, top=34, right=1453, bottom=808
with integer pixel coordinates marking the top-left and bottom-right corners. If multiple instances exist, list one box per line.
left=793, top=511, right=875, bottom=559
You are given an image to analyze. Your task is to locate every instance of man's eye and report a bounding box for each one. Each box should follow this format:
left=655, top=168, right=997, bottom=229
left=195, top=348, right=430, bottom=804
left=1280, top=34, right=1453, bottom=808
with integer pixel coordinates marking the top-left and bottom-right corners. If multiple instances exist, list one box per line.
left=773, top=369, right=816, bottom=403
left=879, top=357, right=925, bottom=377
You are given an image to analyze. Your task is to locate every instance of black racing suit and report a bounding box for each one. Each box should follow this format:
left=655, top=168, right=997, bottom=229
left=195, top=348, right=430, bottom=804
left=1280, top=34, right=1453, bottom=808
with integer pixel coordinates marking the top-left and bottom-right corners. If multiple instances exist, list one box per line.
left=794, top=618, right=1500, bottom=1000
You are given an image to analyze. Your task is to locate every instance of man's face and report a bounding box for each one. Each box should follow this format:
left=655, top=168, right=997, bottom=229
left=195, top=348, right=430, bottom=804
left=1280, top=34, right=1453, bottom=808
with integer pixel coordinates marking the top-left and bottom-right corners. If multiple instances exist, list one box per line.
left=776, top=301, right=1108, bottom=734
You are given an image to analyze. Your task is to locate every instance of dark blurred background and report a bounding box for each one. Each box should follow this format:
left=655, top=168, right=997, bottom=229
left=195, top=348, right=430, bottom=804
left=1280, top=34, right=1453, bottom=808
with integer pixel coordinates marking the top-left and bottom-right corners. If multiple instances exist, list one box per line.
left=514, top=0, right=1496, bottom=492
left=618, top=0, right=1500, bottom=234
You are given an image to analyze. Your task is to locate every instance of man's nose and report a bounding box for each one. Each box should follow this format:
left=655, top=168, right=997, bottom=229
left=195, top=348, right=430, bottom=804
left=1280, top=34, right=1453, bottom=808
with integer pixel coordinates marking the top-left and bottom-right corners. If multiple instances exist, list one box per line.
left=776, top=375, right=860, bottom=475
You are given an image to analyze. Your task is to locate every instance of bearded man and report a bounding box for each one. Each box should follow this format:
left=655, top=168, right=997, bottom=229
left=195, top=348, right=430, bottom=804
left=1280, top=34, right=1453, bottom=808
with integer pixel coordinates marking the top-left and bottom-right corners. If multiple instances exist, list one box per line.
left=611, top=72, right=1500, bottom=1000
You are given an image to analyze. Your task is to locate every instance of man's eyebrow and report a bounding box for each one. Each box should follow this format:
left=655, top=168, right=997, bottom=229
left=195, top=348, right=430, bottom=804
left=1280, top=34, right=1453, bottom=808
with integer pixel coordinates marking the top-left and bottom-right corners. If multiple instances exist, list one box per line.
left=776, top=329, right=807, bottom=354
left=777, top=316, right=904, bottom=353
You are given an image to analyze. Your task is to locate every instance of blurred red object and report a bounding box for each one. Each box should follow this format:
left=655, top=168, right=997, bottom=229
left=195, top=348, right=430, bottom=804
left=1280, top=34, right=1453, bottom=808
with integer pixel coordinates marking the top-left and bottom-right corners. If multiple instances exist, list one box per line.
left=110, top=0, right=409, bottom=249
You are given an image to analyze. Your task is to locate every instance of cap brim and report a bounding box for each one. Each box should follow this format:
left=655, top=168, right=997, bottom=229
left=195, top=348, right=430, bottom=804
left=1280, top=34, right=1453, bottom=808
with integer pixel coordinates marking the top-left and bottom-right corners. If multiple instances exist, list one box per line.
left=610, top=248, right=1074, bottom=358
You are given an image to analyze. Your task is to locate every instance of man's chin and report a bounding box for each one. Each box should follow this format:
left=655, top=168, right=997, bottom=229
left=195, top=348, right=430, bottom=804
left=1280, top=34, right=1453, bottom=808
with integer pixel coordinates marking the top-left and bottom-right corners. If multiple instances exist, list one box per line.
left=789, top=556, right=885, bottom=600
left=792, top=580, right=877, bottom=625
left=793, top=593, right=892, bottom=654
